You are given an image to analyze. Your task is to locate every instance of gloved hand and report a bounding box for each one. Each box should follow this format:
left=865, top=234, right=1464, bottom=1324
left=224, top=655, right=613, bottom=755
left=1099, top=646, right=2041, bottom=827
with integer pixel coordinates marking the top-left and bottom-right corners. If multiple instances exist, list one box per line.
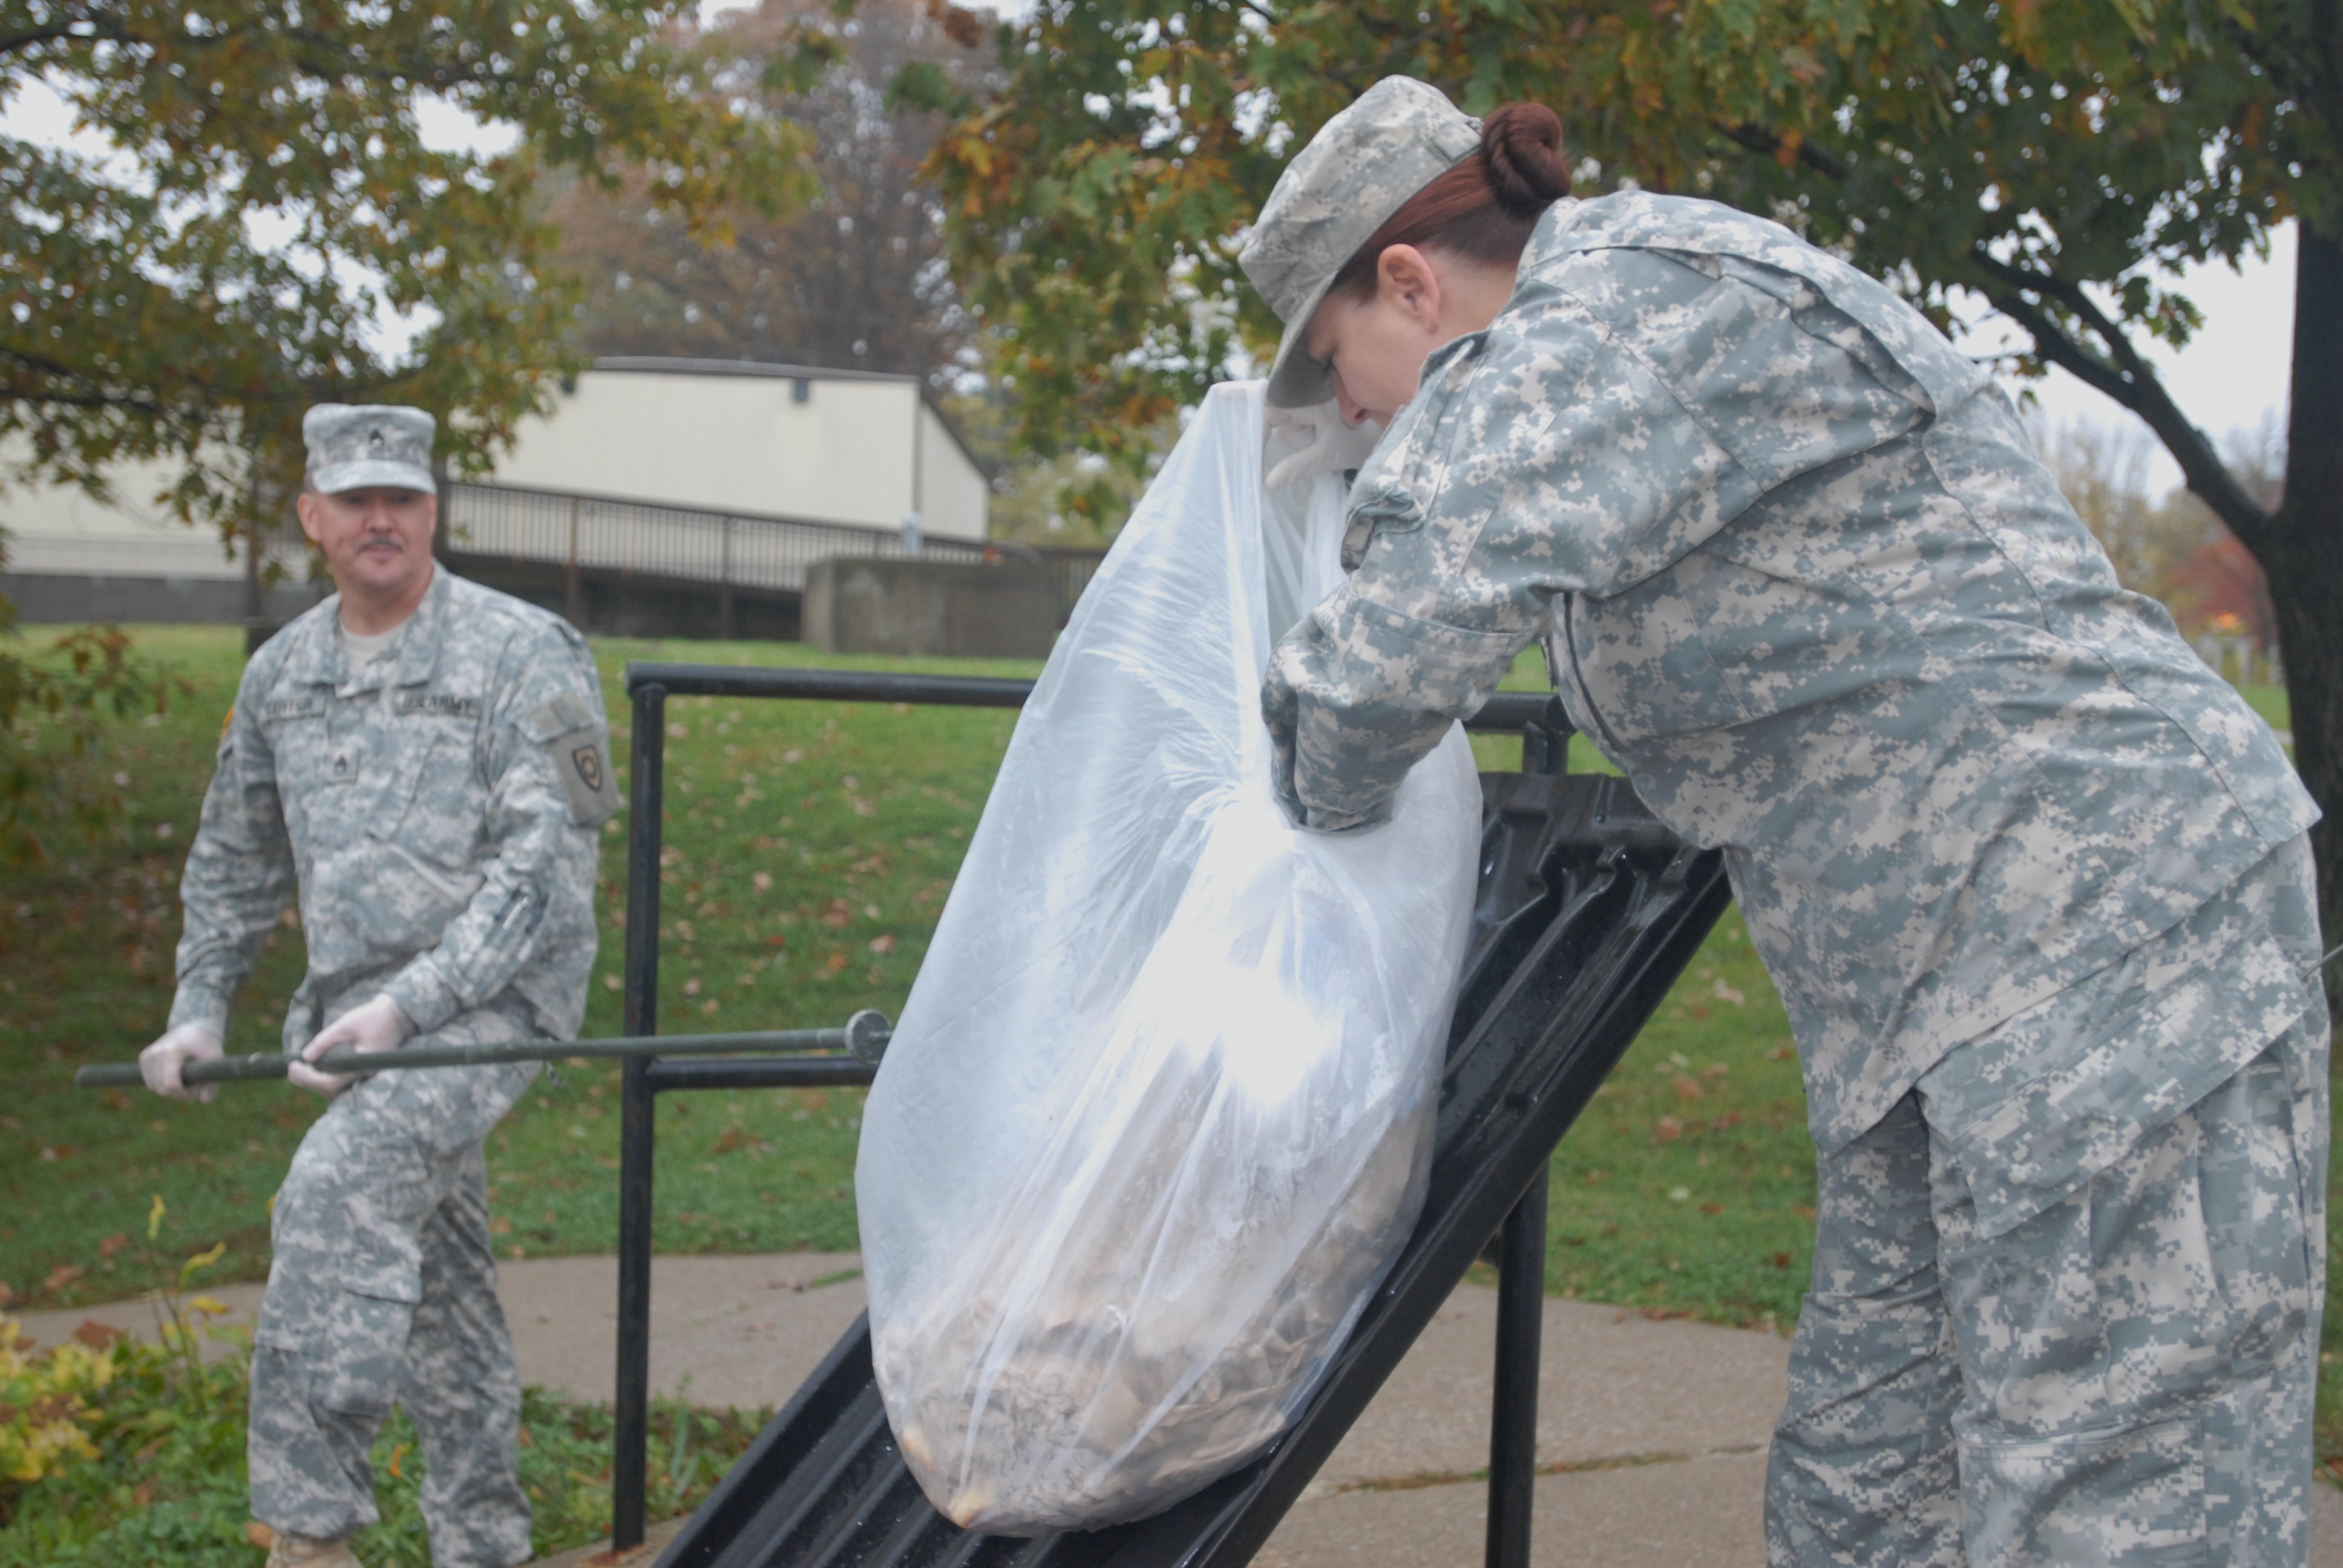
left=140, top=1023, right=224, bottom=1104
left=287, top=995, right=413, bottom=1099
left=1263, top=399, right=1382, bottom=489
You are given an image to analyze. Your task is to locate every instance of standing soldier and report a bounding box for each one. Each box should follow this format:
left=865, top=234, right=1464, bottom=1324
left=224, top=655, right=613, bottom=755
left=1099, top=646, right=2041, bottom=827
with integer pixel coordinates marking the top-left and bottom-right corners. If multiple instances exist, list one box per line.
left=138, top=406, right=618, bottom=1568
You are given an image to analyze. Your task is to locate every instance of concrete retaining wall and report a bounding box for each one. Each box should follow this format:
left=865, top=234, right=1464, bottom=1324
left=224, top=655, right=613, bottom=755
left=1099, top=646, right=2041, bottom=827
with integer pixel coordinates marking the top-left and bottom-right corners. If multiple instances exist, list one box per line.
left=2, top=572, right=326, bottom=626
left=802, top=558, right=1058, bottom=659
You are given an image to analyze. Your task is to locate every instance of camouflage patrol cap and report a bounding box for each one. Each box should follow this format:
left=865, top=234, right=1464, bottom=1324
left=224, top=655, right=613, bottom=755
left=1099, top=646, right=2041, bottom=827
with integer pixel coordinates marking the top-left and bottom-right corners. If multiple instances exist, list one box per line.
left=303, top=404, right=436, bottom=495
left=1240, top=78, right=1483, bottom=408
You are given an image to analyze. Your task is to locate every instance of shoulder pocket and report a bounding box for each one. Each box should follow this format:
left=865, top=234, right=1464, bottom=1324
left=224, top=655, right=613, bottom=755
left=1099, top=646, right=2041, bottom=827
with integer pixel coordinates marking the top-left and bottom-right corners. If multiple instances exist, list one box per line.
left=525, top=692, right=621, bottom=826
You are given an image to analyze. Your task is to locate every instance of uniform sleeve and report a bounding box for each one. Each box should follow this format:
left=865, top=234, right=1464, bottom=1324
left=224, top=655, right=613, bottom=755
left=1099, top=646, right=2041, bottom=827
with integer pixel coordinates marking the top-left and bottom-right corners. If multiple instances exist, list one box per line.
left=1263, top=250, right=1930, bottom=831
left=170, top=678, right=298, bottom=1031
left=378, top=627, right=614, bottom=1034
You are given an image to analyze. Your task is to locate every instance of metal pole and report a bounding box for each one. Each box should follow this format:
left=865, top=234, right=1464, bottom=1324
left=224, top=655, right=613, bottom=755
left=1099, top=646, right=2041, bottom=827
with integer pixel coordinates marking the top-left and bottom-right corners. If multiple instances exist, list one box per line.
left=566, top=495, right=583, bottom=629
left=614, top=681, right=666, bottom=1552
left=1485, top=1165, right=1548, bottom=1568
left=71, top=1018, right=888, bottom=1090
left=719, top=516, right=736, bottom=640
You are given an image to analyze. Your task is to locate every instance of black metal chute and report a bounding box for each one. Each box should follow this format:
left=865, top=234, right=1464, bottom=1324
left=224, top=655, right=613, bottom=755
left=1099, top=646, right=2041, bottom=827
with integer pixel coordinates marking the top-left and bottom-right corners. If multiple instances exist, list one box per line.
left=650, top=768, right=1729, bottom=1568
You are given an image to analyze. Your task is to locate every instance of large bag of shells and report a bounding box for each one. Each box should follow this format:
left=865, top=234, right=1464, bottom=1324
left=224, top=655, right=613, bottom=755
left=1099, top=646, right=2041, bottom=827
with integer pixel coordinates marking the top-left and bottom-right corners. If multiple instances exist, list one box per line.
left=856, top=380, right=1481, bottom=1535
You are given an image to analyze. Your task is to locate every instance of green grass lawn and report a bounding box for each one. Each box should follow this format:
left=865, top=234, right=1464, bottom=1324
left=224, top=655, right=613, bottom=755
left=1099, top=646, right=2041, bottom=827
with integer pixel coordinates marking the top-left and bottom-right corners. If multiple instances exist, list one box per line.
left=0, top=627, right=2328, bottom=1462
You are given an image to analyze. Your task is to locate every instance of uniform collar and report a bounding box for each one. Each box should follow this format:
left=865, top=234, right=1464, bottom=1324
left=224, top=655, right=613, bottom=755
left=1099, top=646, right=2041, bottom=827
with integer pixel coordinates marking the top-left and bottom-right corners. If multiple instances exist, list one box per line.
left=282, top=565, right=449, bottom=694
left=385, top=566, right=450, bottom=689
left=1516, top=195, right=1587, bottom=276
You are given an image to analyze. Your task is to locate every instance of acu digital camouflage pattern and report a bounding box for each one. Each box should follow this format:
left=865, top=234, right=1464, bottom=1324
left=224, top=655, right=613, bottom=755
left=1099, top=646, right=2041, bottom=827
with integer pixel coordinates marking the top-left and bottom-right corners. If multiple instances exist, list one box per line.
left=250, top=1013, right=540, bottom=1565
left=1769, top=835, right=2330, bottom=1567
left=170, top=566, right=614, bottom=1047
left=1238, top=76, right=1481, bottom=411
left=168, top=565, right=612, bottom=1562
left=302, top=403, right=438, bottom=495
left=1262, top=188, right=2320, bottom=1152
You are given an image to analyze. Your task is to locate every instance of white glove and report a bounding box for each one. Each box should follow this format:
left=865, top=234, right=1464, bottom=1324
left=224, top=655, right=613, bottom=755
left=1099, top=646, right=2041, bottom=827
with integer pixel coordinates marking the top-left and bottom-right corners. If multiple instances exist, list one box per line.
left=1263, top=399, right=1382, bottom=489
left=140, top=1023, right=224, bottom=1104
left=288, top=995, right=413, bottom=1099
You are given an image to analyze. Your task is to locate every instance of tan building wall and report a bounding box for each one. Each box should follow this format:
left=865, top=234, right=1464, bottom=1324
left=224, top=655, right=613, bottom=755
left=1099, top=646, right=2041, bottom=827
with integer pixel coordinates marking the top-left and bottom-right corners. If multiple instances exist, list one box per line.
left=485, top=361, right=989, bottom=541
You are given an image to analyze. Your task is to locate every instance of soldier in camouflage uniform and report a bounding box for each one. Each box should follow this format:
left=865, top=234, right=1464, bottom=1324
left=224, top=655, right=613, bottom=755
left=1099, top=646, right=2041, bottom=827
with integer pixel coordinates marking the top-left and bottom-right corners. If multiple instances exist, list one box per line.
left=139, top=406, right=617, bottom=1568
left=1244, top=79, right=2327, bottom=1566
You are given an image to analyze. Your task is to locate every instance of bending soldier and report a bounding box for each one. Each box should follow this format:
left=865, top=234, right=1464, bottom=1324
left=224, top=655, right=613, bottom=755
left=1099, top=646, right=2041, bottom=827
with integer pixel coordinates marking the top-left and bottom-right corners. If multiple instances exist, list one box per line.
left=139, top=405, right=618, bottom=1568
left=1247, top=81, right=2325, bottom=1567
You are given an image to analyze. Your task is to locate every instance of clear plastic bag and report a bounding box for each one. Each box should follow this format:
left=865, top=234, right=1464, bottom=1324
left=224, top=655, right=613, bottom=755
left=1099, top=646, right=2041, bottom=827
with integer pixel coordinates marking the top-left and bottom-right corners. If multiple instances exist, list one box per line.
left=856, top=381, right=1480, bottom=1534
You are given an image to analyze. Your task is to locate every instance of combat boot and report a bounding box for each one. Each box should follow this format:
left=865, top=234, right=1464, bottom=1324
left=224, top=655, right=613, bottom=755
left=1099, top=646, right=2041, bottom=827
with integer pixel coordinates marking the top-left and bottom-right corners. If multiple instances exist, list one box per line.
left=263, top=1532, right=363, bottom=1568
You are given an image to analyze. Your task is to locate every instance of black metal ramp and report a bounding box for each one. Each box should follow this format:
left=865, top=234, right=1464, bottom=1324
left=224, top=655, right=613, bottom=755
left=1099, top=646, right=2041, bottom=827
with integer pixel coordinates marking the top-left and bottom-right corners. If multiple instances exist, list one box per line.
left=657, top=769, right=1731, bottom=1568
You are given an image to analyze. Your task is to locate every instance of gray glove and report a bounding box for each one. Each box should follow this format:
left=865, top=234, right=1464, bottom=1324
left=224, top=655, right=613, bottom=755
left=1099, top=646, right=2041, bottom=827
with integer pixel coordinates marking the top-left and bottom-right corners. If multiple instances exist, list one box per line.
left=140, top=1022, right=224, bottom=1103
left=287, top=994, right=413, bottom=1098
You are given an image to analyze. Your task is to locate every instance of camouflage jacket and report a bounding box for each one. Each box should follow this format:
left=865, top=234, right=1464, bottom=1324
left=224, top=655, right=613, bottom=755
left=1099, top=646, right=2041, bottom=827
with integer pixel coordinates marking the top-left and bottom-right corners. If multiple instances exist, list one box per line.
left=1263, top=191, right=2319, bottom=1149
left=169, top=569, right=617, bottom=1050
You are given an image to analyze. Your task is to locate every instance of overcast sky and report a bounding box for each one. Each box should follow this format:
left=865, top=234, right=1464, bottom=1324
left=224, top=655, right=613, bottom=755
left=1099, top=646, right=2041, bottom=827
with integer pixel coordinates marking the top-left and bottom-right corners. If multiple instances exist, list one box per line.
left=4, top=56, right=2296, bottom=500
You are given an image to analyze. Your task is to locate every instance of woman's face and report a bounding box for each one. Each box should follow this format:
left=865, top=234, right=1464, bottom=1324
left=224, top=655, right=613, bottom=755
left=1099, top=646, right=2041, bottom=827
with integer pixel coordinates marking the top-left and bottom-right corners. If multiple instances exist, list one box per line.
left=1302, top=243, right=1514, bottom=427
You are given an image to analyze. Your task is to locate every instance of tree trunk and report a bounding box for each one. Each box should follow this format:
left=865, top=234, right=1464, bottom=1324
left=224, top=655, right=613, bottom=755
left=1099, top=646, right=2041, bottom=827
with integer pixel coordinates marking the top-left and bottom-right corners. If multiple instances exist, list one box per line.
left=2256, top=222, right=2343, bottom=1016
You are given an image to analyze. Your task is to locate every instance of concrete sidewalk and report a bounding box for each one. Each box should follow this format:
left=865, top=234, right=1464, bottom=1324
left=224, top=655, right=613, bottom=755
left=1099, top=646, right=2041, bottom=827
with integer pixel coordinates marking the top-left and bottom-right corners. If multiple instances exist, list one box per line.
left=24, top=1255, right=2343, bottom=1566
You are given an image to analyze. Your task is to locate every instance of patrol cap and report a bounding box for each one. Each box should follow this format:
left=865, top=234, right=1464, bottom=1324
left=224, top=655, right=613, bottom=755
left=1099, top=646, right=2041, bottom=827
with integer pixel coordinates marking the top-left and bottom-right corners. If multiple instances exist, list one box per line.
left=1239, top=78, right=1483, bottom=409
left=303, top=404, right=436, bottom=495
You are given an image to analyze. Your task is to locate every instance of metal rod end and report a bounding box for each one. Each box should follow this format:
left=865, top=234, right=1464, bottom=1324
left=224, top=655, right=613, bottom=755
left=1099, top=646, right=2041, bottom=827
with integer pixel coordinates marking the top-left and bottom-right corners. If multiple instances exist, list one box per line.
left=845, top=1009, right=893, bottom=1067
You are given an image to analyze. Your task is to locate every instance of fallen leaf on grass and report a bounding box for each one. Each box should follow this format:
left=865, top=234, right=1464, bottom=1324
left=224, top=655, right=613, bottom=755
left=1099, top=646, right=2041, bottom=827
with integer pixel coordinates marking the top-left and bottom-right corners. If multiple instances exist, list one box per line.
left=73, top=1319, right=124, bottom=1348
left=823, top=952, right=851, bottom=975
left=1673, top=1074, right=1703, bottom=1100
left=712, top=1126, right=753, bottom=1154
left=1656, top=1116, right=1683, bottom=1142
left=753, top=871, right=773, bottom=892
left=1711, top=978, right=1746, bottom=1005
left=97, top=1232, right=131, bottom=1257
left=1711, top=1110, right=1743, bottom=1130
left=42, top=1263, right=83, bottom=1295
left=819, top=899, right=852, bottom=928
left=1773, top=1252, right=1794, bottom=1269
left=1699, top=1203, right=1724, bottom=1215
left=1793, top=1204, right=1817, bottom=1221
left=869, top=934, right=897, bottom=955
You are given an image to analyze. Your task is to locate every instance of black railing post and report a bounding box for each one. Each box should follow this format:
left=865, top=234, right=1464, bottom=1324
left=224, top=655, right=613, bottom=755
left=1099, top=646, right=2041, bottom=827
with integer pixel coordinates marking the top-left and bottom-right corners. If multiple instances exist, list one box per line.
left=613, top=681, right=667, bottom=1551
left=1485, top=1165, right=1549, bottom=1568
left=1521, top=694, right=1573, bottom=777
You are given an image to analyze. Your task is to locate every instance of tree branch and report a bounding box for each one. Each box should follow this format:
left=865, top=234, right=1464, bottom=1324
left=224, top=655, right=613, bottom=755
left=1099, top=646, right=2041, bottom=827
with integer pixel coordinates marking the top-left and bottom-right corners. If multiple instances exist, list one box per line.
left=1714, top=121, right=1852, bottom=182
left=0, top=25, right=84, bottom=54
left=1970, top=249, right=2273, bottom=548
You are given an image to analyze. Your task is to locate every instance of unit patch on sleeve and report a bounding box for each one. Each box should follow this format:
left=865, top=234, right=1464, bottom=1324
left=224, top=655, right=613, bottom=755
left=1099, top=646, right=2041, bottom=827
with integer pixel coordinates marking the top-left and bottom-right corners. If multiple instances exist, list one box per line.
left=525, top=691, right=621, bottom=826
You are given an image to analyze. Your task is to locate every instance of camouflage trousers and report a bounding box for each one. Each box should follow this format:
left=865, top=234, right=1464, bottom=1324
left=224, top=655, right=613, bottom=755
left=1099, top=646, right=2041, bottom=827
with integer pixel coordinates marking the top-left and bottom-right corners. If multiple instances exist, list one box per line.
left=249, top=1007, right=540, bottom=1568
left=1765, top=1010, right=2330, bottom=1568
